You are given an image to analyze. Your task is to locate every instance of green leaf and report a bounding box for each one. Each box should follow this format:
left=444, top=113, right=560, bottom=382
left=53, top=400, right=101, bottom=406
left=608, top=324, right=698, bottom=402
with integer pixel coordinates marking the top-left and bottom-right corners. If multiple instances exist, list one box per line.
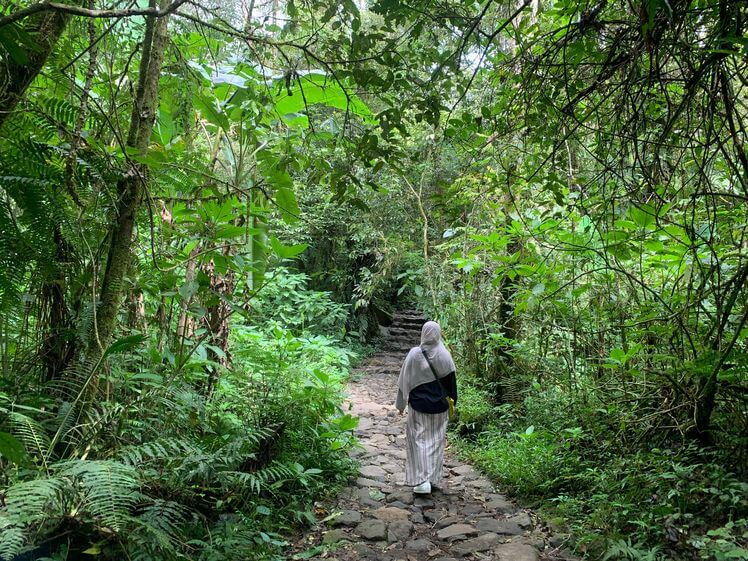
left=332, top=414, right=359, bottom=431
left=269, top=237, right=308, bottom=259
left=104, top=334, right=147, bottom=357
left=609, top=348, right=627, bottom=363
left=275, top=185, right=300, bottom=223
left=274, top=72, right=375, bottom=124
left=178, top=280, right=199, bottom=300
left=194, top=94, right=230, bottom=130
left=0, top=431, right=28, bottom=464
left=0, top=23, right=41, bottom=65
left=215, top=224, right=247, bottom=239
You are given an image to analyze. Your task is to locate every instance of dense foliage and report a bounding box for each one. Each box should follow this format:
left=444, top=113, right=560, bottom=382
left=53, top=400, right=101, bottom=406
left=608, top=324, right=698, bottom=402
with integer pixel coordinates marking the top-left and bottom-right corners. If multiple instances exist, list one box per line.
left=0, top=0, right=746, bottom=559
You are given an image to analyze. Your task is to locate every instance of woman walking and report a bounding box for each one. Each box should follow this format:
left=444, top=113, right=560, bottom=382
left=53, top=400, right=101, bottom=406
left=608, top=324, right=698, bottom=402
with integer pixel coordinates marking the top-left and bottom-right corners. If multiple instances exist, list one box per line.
left=395, top=321, right=457, bottom=494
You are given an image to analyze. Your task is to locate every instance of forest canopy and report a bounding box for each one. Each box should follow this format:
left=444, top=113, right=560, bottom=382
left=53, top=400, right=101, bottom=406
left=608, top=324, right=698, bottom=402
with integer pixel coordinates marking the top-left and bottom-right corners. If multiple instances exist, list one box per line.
left=0, top=0, right=746, bottom=559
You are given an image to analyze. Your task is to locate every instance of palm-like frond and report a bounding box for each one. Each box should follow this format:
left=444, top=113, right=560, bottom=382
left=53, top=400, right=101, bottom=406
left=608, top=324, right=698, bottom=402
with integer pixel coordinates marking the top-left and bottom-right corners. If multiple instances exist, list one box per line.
left=8, top=411, right=51, bottom=463
left=56, top=460, right=142, bottom=532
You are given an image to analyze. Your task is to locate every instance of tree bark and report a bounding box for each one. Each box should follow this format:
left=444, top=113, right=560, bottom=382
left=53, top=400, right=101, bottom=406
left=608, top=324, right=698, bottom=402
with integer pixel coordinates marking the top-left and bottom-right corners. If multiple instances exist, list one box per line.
left=0, top=9, right=73, bottom=128
left=85, top=0, right=171, bottom=358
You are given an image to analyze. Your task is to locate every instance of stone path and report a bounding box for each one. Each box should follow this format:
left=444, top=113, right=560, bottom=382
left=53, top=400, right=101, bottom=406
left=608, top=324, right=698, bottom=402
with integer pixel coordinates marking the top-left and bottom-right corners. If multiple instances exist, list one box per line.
left=291, top=310, right=574, bottom=561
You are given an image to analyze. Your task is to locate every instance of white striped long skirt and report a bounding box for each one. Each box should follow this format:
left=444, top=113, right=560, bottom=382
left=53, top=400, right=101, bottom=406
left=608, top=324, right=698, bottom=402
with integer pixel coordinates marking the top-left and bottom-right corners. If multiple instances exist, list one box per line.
left=405, top=408, right=449, bottom=486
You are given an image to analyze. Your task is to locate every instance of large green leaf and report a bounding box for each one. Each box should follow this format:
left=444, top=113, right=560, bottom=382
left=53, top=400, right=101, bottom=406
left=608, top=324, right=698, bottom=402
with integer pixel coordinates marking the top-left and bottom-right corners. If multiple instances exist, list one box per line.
left=269, top=237, right=308, bottom=259
left=104, top=334, right=147, bottom=358
left=274, top=73, right=375, bottom=125
left=0, top=431, right=28, bottom=465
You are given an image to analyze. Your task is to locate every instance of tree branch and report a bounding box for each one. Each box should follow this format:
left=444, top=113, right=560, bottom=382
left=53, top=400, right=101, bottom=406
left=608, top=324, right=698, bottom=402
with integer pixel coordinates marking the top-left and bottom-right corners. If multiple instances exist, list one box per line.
left=0, top=0, right=188, bottom=28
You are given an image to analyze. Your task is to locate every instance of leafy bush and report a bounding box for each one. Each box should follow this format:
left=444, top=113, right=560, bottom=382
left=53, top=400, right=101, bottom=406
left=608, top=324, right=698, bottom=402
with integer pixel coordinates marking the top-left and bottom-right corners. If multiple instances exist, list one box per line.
left=250, top=268, right=349, bottom=337
left=455, top=386, right=748, bottom=560
left=0, top=276, right=358, bottom=561
left=459, top=425, right=562, bottom=496
left=453, top=378, right=512, bottom=437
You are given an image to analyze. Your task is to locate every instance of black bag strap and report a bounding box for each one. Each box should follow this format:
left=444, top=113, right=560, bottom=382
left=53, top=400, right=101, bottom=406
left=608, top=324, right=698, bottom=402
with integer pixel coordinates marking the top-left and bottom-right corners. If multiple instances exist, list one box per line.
left=420, top=346, right=448, bottom=399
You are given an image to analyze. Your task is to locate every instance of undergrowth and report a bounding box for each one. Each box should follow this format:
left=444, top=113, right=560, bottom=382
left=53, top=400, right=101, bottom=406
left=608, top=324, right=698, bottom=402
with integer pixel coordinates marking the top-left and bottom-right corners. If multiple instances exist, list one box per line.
left=452, top=377, right=748, bottom=560
left=0, top=273, right=359, bottom=560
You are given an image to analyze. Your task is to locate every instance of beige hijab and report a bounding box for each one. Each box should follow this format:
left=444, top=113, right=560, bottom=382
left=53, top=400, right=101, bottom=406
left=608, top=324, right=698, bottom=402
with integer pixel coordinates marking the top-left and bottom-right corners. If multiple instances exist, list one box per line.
left=395, top=321, right=456, bottom=412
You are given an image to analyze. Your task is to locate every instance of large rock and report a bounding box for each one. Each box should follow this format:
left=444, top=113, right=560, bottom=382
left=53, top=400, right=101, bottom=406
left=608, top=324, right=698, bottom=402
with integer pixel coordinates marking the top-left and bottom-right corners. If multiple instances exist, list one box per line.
left=386, top=490, right=414, bottom=505
left=451, top=533, right=501, bottom=557
left=436, top=523, right=479, bottom=541
left=461, top=503, right=484, bottom=515
left=493, top=520, right=525, bottom=536
left=405, top=538, right=433, bottom=552
left=494, top=542, right=540, bottom=561
left=356, top=487, right=383, bottom=507
left=360, top=465, right=387, bottom=480
left=372, top=506, right=410, bottom=522
left=331, top=509, right=362, bottom=527
left=355, top=519, right=387, bottom=540
left=508, top=512, right=533, bottom=529
left=450, top=465, right=477, bottom=477
left=322, top=529, right=349, bottom=544
left=414, top=496, right=435, bottom=509
left=357, top=417, right=374, bottom=431
left=387, top=520, right=414, bottom=542
left=485, top=496, right=515, bottom=514
left=356, top=477, right=387, bottom=489
left=466, top=479, right=495, bottom=492
left=435, top=515, right=462, bottom=530
left=388, top=500, right=410, bottom=510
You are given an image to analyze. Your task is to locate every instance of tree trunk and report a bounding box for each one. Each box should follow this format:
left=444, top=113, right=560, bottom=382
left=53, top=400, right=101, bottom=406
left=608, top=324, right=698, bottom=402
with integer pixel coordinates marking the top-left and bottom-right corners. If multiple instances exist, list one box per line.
left=84, top=0, right=171, bottom=358
left=39, top=227, right=76, bottom=381
left=202, top=256, right=235, bottom=399
left=690, top=265, right=748, bottom=443
left=0, top=12, right=69, bottom=128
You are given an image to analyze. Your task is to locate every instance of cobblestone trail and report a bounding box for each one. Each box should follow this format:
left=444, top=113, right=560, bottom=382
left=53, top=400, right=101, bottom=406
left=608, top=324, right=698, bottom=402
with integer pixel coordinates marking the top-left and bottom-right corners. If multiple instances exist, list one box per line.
left=292, top=310, right=574, bottom=561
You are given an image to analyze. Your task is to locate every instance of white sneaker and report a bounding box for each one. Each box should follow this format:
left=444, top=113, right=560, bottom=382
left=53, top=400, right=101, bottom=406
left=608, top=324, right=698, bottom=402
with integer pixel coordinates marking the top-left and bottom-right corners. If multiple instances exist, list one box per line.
left=413, top=481, right=431, bottom=494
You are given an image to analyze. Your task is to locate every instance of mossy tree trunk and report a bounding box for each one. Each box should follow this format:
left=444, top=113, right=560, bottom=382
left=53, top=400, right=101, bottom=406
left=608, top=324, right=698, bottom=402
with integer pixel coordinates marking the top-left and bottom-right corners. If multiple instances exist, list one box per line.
left=0, top=8, right=75, bottom=129
left=84, top=0, right=171, bottom=359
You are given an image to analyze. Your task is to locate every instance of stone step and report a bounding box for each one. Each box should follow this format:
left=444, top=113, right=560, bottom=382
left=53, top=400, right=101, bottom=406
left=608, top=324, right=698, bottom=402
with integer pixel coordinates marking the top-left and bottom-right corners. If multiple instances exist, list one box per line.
left=384, top=337, right=415, bottom=345
left=388, top=325, right=422, bottom=333
left=392, top=314, right=426, bottom=322
left=392, top=313, right=426, bottom=321
left=393, top=309, right=423, bottom=315
left=382, top=347, right=413, bottom=355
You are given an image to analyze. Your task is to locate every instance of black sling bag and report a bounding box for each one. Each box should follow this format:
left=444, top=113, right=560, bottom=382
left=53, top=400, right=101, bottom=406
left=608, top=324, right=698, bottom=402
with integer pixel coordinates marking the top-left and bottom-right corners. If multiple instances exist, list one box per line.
left=420, top=347, right=457, bottom=421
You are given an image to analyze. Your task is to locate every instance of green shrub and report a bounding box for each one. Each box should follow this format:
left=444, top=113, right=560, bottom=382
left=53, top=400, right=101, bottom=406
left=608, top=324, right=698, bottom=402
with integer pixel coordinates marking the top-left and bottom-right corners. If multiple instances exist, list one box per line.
left=460, top=426, right=562, bottom=496
left=453, top=379, right=500, bottom=436
left=0, top=275, right=359, bottom=561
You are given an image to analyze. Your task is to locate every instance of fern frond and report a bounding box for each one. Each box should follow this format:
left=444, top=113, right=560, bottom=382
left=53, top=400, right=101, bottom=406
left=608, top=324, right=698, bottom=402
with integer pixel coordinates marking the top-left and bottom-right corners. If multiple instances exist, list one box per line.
left=218, top=460, right=296, bottom=497
left=130, top=499, right=187, bottom=553
left=8, top=411, right=51, bottom=463
left=0, top=525, right=26, bottom=561
left=118, top=437, right=200, bottom=467
left=3, top=476, right=68, bottom=522
left=56, top=460, right=142, bottom=532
